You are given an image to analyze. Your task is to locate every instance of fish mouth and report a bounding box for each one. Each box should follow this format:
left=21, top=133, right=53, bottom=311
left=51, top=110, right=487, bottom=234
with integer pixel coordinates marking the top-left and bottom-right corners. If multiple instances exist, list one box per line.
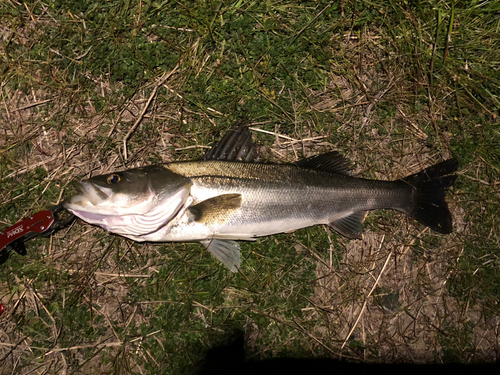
left=66, top=181, right=114, bottom=208
left=64, top=207, right=111, bottom=223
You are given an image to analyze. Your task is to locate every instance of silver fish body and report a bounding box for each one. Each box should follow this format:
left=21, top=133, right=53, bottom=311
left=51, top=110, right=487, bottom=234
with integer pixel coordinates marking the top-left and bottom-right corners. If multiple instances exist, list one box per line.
left=64, top=125, right=458, bottom=272
left=149, top=160, right=412, bottom=242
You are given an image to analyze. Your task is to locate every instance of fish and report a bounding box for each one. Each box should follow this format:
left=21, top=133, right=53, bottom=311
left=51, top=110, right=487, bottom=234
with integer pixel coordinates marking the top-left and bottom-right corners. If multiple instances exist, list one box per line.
left=64, top=123, right=458, bottom=272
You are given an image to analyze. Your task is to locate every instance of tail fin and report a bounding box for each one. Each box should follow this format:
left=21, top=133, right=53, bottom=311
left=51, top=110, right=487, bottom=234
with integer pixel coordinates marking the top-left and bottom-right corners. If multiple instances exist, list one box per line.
left=401, top=159, right=458, bottom=234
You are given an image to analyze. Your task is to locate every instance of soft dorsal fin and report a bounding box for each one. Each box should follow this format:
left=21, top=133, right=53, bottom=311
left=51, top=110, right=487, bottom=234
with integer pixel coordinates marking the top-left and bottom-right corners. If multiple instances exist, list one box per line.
left=295, top=152, right=354, bottom=175
left=202, top=121, right=256, bottom=162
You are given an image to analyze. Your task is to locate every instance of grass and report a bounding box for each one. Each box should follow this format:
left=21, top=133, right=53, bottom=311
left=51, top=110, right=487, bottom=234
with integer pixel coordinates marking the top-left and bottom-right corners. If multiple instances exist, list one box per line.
left=1, top=0, right=499, bottom=373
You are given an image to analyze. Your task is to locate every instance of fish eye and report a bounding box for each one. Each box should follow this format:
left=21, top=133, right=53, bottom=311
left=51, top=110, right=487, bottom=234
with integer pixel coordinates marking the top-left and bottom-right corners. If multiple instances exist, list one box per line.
left=107, top=174, right=120, bottom=184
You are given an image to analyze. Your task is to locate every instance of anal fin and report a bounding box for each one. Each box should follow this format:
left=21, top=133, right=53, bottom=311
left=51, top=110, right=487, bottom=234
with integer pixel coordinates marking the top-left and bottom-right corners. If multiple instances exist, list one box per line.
left=201, top=239, right=241, bottom=272
left=328, top=211, right=367, bottom=239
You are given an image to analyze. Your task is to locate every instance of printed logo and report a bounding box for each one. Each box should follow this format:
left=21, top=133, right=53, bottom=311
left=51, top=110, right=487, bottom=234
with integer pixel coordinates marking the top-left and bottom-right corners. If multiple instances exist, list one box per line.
left=6, top=225, right=24, bottom=238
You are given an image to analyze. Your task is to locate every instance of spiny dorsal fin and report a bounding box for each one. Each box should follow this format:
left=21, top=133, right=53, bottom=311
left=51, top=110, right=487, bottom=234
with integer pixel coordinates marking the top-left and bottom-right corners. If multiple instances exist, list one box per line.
left=202, top=121, right=256, bottom=162
left=189, top=194, right=242, bottom=225
left=295, top=152, right=354, bottom=175
left=328, top=211, right=367, bottom=239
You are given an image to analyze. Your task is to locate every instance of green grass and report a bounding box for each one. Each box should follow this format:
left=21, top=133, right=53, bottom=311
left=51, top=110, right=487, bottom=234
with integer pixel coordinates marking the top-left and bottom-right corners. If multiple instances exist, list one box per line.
left=1, top=0, right=499, bottom=373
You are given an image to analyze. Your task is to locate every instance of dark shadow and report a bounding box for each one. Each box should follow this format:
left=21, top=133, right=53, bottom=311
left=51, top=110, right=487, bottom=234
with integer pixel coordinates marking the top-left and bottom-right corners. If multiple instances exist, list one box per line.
left=193, top=331, right=499, bottom=375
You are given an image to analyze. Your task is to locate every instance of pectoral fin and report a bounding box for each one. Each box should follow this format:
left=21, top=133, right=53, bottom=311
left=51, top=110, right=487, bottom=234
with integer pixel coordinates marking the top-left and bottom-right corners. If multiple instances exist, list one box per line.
left=189, top=194, right=242, bottom=225
left=201, top=239, right=241, bottom=272
left=328, top=211, right=367, bottom=239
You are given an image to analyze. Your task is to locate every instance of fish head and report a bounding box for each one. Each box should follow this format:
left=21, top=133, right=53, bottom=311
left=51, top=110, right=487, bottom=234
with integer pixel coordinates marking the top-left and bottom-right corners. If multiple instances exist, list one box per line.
left=64, top=165, right=192, bottom=237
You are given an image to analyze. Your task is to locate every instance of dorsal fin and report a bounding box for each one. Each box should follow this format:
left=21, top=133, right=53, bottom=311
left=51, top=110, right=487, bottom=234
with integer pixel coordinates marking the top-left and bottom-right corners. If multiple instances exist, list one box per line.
left=202, top=121, right=256, bottom=162
left=295, top=152, right=354, bottom=175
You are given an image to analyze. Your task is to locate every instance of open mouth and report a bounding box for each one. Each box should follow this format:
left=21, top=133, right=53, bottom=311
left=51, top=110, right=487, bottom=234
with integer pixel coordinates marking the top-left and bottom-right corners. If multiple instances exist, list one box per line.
left=66, top=181, right=113, bottom=207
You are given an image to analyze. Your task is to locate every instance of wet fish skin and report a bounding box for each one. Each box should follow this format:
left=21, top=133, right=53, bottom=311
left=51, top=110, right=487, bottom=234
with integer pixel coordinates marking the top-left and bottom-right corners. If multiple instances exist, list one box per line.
left=64, top=153, right=457, bottom=272
left=154, top=159, right=414, bottom=242
left=64, top=123, right=458, bottom=272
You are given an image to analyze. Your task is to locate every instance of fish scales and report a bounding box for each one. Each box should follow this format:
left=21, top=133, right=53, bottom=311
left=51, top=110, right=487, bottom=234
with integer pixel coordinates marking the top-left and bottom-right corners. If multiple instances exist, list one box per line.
left=143, top=160, right=413, bottom=244
left=167, top=160, right=411, bottom=221
left=64, top=124, right=458, bottom=272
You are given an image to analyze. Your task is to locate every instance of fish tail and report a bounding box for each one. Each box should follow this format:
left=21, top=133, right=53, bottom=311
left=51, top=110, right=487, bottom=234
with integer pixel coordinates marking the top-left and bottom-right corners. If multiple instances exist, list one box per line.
left=401, top=159, right=458, bottom=234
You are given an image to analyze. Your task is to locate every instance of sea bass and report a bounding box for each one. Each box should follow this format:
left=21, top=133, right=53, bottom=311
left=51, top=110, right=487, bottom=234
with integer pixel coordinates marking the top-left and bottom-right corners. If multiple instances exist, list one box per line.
left=64, top=124, right=458, bottom=271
